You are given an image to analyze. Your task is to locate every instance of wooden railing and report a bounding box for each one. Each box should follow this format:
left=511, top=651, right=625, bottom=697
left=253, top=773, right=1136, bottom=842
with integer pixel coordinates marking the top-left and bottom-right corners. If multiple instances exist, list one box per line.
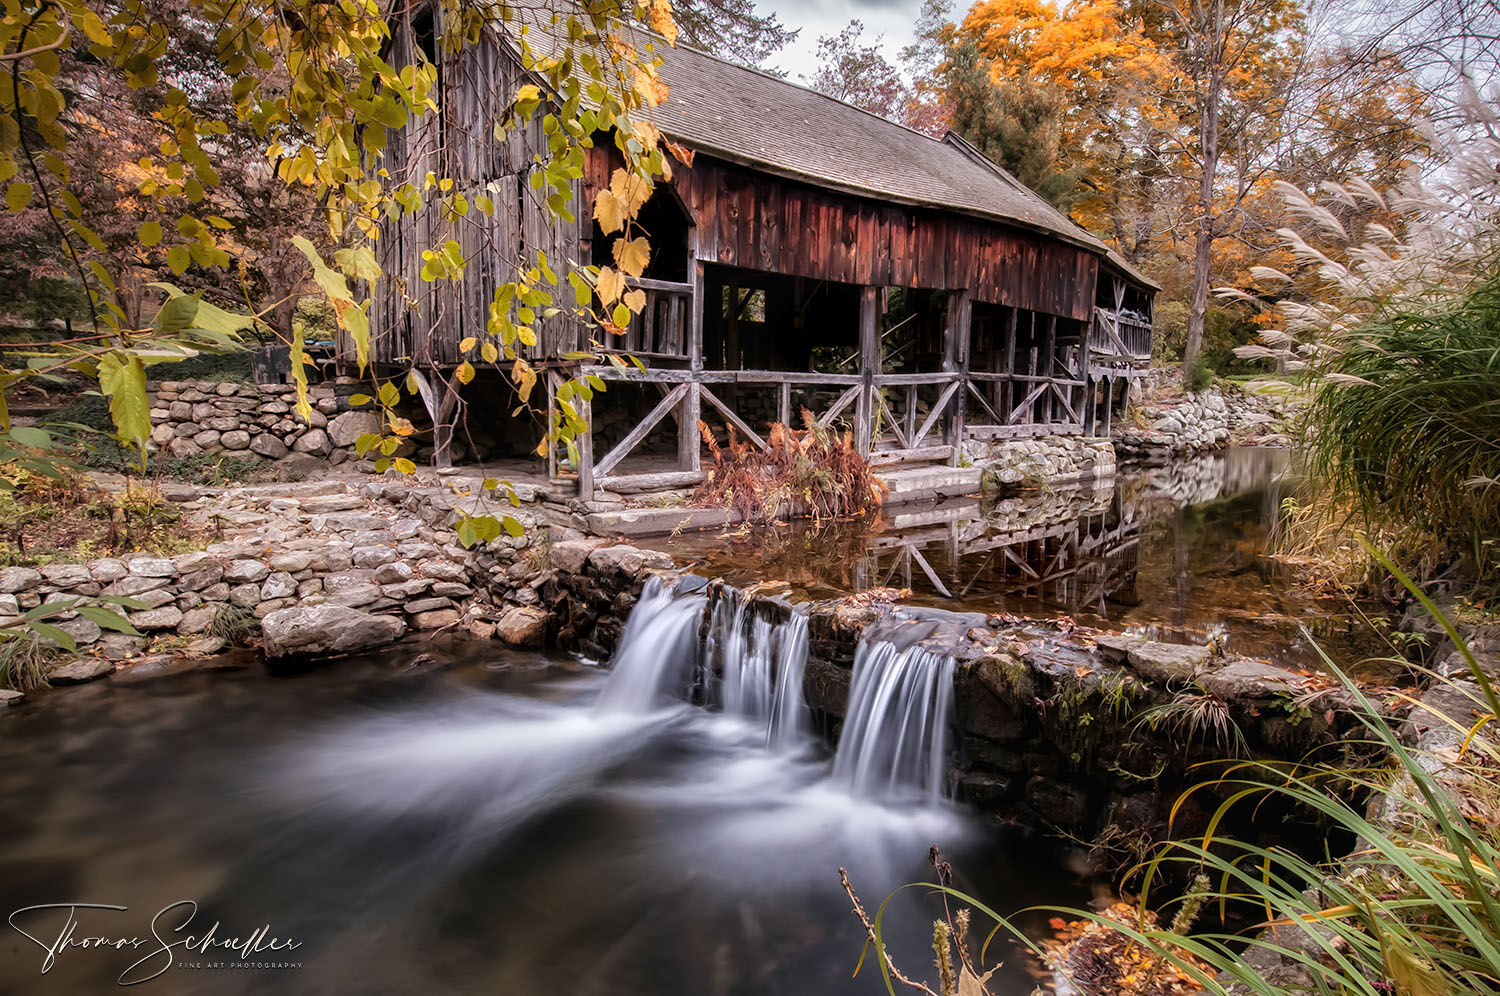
left=601, top=277, right=693, bottom=360
left=1089, top=307, right=1152, bottom=361
left=963, top=369, right=1088, bottom=437
left=564, top=366, right=968, bottom=490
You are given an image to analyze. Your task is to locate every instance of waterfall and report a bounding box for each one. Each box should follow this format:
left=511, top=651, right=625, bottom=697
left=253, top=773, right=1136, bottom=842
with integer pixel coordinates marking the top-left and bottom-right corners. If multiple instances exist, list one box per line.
left=597, top=577, right=706, bottom=712
left=832, top=639, right=955, bottom=802
left=706, top=589, right=811, bottom=748
left=767, top=613, right=810, bottom=750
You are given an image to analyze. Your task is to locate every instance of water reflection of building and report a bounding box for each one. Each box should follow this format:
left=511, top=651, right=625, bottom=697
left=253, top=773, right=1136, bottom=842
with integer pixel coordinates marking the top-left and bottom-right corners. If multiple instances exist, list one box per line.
left=857, top=447, right=1292, bottom=621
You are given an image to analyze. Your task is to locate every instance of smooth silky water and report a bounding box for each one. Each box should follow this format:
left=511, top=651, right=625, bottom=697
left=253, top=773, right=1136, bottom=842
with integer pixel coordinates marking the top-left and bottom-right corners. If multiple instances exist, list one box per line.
left=0, top=584, right=1089, bottom=996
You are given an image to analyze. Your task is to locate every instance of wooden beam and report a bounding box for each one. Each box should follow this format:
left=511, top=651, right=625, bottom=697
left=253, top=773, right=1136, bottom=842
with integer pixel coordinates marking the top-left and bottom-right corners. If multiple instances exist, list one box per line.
left=678, top=382, right=701, bottom=471
left=599, top=470, right=705, bottom=492
left=700, top=385, right=768, bottom=450
left=943, top=290, right=971, bottom=466
left=593, top=383, right=688, bottom=480
left=855, top=285, right=880, bottom=455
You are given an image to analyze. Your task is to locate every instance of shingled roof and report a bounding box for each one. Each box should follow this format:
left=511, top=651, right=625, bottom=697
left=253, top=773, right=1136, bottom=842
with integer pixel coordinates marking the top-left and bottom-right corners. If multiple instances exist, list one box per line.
left=515, top=15, right=1156, bottom=289
left=644, top=39, right=1115, bottom=252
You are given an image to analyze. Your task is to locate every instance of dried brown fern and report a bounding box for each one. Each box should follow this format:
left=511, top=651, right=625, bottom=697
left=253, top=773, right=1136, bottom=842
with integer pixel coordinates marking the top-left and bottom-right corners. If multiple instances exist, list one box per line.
left=692, top=409, right=888, bottom=524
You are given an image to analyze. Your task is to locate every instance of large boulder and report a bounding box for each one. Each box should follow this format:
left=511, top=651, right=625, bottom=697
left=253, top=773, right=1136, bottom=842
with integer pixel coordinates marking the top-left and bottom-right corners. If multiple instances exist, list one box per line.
left=261, top=604, right=405, bottom=659
left=327, top=410, right=381, bottom=448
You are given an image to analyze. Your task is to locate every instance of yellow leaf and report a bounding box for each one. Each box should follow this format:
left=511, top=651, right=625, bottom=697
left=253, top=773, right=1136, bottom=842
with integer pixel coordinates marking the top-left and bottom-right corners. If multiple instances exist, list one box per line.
left=393, top=457, right=416, bottom=475
left=459, top=336, right=477, bottom=353
left=456, top=361, right=475, bottom=385
left=513, top=358, right=537, bottom=403
left=596, top=266, right=625, bottom=306
left=646, top=0, right=678, bottom=45
left=481, top=341, right=499, bottom=363
left=613, top=237, right=651, bottom=277
left=624, top=289, right=647, bottom=313
left=608, top=168, right=652, bottom=217
left=593, top=189, right=626, bottom=235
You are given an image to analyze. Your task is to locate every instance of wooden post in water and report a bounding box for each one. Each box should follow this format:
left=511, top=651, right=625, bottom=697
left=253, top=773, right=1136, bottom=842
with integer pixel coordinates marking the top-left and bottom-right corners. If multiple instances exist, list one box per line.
left=943, top=289, right=971, bottom=466
left=855, top=286, right=880, bottom=455
left=679, top=258, right=704, bottom=472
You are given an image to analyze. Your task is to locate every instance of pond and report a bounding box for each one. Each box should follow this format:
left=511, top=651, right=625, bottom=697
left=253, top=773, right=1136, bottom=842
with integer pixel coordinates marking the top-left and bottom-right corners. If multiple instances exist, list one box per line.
left=0, top=637, right=1091, bottom=995
left=646, top=447, right=1391, bottom=673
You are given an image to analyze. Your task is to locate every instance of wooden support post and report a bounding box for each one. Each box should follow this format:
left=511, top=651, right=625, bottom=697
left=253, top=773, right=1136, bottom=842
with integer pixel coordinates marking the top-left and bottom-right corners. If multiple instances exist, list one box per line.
left=778, top=381, right=791, bottom=427
left=943, top=289, right=971, bottom=466
left=1103, top=377, right=1114, bottom=438
left=578, top=393, right=595, bottom=498
left=904, top=383, right=918, bottom=447
left=679, top=259, right=705, bottom=472
left=1043, top=316, right=1057, bottom=425
left=678, top=383, right=700, bottom=471
left=545, top=372, right=559, bottom=480
left=426, top=366, right=464, bottom=470
left=1002, top=309, right=1017, bottom=424
left=854, top=285, right=880, bottom=455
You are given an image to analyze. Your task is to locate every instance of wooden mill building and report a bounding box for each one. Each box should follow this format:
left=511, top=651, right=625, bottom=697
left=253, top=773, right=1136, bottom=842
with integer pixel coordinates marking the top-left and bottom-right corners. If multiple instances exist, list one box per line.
left=367, top=12, right=1156, bottom=497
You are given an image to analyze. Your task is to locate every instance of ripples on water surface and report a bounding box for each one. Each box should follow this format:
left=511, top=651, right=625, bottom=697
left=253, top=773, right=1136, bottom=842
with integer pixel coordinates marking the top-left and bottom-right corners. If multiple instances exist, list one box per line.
left=0, top=643, right=1088, bottom=995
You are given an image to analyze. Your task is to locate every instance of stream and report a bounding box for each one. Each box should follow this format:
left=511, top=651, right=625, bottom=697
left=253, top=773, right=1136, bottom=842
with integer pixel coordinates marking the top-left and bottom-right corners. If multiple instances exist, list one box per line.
left=0, top=446, right=1382, bottom=994
left=0, top=630, right=1084, bottom=995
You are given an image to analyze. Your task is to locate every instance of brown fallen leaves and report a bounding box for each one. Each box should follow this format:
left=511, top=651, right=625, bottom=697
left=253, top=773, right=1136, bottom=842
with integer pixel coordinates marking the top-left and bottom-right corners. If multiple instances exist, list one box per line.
left=1042, top=903, right=1210, bottom=996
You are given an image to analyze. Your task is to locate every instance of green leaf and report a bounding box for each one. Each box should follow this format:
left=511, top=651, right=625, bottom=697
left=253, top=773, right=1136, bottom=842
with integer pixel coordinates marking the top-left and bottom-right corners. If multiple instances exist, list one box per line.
left=29, top=621, right=76, bottom=652
left=7, top=426, right=52, bottom=449
left=97, top=352, right=151, bottom=459
left=166, top=246, right=190, bottom=274
left=5, top=182, right=32, bottom=212
left=502, top=515, right=525, bottom=537
left=75, top=606, right=142, bottom=636
left=154, top=295, right=200, bottom=335
left=139, top=221, right=163, bottom=246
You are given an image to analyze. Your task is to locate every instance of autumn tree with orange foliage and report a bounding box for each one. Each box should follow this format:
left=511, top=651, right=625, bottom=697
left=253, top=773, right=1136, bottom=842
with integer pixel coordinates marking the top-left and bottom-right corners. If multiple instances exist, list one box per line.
left=949, top=0, right=1428, bottom=366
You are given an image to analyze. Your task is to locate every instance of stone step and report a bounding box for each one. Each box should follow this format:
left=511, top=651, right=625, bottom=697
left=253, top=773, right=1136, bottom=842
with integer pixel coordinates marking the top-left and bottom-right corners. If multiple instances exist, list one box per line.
left=877, top=464, right=982, bottom=504
left=585, top=505, right=738, bottom=537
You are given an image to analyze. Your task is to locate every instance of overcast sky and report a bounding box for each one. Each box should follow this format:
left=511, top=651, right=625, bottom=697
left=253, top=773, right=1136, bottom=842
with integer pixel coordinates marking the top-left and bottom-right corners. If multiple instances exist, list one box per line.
left=759, top=0, right=927, bottom=81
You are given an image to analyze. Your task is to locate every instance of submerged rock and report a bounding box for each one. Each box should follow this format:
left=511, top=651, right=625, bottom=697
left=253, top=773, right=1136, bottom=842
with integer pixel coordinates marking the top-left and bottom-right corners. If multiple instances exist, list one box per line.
left=496, top=605, right=548, bottom=648
left=47, top=658, right=115, bottom=684
left=261, top=604, right=406, bottom=659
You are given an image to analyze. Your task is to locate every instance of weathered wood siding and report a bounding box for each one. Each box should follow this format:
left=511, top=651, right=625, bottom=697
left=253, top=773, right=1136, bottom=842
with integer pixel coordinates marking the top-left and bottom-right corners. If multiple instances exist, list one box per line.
left=364, top=14, right=587, bottom=370
left=588, top=152, right=1100, bottom=324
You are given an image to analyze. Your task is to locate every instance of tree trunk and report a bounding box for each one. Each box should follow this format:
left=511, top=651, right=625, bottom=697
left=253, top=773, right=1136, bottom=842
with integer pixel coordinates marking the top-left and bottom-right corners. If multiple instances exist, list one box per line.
left=1184, top=0, right=1225, bottom=370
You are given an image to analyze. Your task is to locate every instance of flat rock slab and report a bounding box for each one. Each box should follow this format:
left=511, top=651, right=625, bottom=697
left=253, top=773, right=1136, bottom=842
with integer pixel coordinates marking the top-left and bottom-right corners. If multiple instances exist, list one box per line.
left=261, top=604, right=406, bottom=659
left=1094, top=633, right=1211, bottom=684
left=585, top=506, right=736, bottom=537
left=1198, top=659, right=1302, bottom=700
left=0, top=688, right=24, bottom=707
left=47, top=658, right=116, bottom=684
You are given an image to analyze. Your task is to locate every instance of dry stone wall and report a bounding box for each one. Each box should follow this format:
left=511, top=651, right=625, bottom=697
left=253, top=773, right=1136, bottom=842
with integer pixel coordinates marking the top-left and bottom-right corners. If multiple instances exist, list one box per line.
left=964, top=434, right=1116, bottom=489
left=146, top=378, right=381, bottom=468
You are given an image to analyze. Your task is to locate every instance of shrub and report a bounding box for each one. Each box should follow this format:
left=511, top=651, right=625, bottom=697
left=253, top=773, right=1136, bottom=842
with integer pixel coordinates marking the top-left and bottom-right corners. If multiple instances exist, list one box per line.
left=693, top=410, right=888, bottom=524
left=1304, top=272, right=1500, bottom=571
left=1183, top=355, right=1215, bottom=393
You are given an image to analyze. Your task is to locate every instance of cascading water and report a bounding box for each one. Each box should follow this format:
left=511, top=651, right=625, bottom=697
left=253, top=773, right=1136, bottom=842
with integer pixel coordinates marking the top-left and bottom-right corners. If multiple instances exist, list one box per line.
left=600, top=579, right=949, bottom=804
left=705, top=588, right=811, bottom=748
left=766, top=613, right=810, bottom=750
left=596, top=576, right=707, bottom=712
left=832, top=636, right=956, bottom=803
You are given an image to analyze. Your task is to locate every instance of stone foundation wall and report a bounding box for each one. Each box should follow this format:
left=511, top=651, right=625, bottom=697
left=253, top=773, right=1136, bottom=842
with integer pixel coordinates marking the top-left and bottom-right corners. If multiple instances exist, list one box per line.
left=964, top=434, right=1116, bottom=489
left=146, top=378, right=380, bottom=468
left=1114, top=388, right=1232, bottom=461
